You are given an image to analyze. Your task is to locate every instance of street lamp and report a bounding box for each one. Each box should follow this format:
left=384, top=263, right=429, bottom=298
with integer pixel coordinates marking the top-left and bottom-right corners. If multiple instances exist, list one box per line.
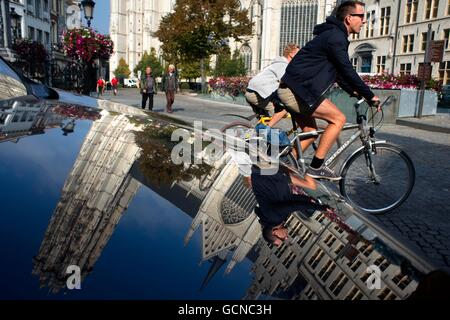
left=80, top=0, right=95, bottom=28
left=10, top=8, right=21, bottom=44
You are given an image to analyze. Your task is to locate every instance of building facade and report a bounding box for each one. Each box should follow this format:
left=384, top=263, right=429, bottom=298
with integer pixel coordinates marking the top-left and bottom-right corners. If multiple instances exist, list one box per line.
left=109, top=0, right=176, bottom=79
left=244, top=209, right=424, bottom=300
left=109, top=0, right=337, bottom=78
left=349, top=0, right=450, bottom=83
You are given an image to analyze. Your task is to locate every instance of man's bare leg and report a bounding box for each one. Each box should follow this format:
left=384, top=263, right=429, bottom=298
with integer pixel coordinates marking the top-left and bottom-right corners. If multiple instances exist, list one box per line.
left=307, top=99, right=346, bottom=180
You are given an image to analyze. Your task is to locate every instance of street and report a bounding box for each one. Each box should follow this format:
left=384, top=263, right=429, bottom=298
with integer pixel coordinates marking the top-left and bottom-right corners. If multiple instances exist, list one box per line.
left=102, top=88, right=450, bottom=268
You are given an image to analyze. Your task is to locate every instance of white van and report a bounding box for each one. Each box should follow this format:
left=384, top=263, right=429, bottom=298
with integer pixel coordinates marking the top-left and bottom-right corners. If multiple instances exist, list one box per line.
left=124, top=78, right=138, bottom=88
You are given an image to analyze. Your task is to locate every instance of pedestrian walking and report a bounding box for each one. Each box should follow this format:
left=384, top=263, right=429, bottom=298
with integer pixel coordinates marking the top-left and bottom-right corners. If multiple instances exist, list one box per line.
left=111, top=76, right=119, bottom=96
left=161, top=64, right=179, bottom=113
left=96, top=76, right=106, bottom=97
left=139, top=66, right=158, bottom=111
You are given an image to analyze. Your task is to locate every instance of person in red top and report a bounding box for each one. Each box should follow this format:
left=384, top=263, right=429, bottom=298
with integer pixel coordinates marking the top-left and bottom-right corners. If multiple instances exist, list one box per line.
left=111, top=76, right=119, bottom=96
left=96, top=77, right=106, bottom=97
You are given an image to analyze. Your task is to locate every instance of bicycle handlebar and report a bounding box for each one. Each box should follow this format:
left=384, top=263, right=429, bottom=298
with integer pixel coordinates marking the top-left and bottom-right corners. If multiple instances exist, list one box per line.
left=355, top=95, right=394, bottom=109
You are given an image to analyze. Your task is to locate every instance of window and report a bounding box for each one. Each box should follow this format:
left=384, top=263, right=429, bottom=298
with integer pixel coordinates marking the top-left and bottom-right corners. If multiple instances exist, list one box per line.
left=43, top=0, right=48, bottom=11
left=361, top=55, right=373, bottom=73
left=425, top=0, right=440, bottom=19
left=318, top=260, right=336, bottom=282
left=392, top=274, right=412, bottom=290
left=28, top=26, right=35, bottom=40
left=380, top=7, right=390, bottom=36
left=37, top=30, right=43, bottom=44
left=35, top=0, right=41, bottom=19
left=439, top=61, right=450, bottom=84
left=448, top=0, right=450, bottom=15
left=329, top=272, right=348, bottom=296
left=405, top=0, right=418, bottom=23
left=365, top=10, right=375, bottom=38
left=44, top=32, right=49, bottom=45
left=378, top=287, right=397, bottom=300
left=400, top=63, right=412, bottom=75
left=240, top=45, right=252, bottom=74
left=444, top=29, right=450, bottom=49
left=352, top=33, right=360, bottom=40
left=279, top=0, right=318, bottom=54
left=376, top=56, right=386, bottom=74
left=282, top=251, right=296, bottom=269
left=374, top=256, right=390, bottom=272
left=421, top=31, right=435, bottom=51
left=308, top=248, right=325, bottom=269
left=324, top=234, right=337, bottom=247
left=345, top=287, right=363, bottom=300
left=403, top=34, right=415, bottom=53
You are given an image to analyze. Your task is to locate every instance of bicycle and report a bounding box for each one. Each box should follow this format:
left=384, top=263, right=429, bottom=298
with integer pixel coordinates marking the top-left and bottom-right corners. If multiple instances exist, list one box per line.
left=222, top=96, right=415, bottom=215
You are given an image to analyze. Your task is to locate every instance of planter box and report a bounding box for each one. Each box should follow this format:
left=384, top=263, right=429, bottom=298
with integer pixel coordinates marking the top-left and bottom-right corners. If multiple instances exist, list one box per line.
left=328, top=88, right=438, bottom=124
left=209, top=91, right=247, bottom=105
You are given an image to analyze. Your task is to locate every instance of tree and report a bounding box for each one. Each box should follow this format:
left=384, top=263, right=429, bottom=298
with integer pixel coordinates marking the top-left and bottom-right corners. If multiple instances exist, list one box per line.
left=213, top=49, right=247, bottom=77
left=134, top=48, right=164, bottom=78
left=178, top=59, right=211, bottom=81
left=155, top=0, right=253, bottom=92
left=114, top=58, right=131, bottom=79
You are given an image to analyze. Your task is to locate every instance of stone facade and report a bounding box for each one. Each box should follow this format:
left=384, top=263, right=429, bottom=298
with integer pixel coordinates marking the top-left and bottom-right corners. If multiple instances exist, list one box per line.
left=349, top=0, right=450, bottom=82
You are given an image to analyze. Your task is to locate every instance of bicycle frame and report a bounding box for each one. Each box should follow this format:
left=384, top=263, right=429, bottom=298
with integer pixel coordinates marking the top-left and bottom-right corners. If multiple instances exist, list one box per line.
left=280, top=96, right=393, bottom=173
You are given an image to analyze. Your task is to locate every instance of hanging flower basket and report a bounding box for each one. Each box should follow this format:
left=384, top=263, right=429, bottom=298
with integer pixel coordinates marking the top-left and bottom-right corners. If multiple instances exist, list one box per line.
left=63, top=28, right=114, bottom=63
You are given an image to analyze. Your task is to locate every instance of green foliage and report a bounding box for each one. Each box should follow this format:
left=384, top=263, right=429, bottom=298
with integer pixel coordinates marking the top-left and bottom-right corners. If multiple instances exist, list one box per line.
left=180, top=82, right=191, bottom=90
left=178, top=59, right=211, bottom=80
left=213, top=50, right=247, bottom=77
left=135, top=121, right=212, bottom=186
left=114, top=58, right=131, bottom=79
left=134, top=48, right=164, bottom=78
left=155, top=0, right=253, bottom=63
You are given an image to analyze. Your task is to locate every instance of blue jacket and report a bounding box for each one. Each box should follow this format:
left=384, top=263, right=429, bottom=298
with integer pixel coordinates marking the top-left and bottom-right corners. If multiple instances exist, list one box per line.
left=282, top=16, right=374, bottom=109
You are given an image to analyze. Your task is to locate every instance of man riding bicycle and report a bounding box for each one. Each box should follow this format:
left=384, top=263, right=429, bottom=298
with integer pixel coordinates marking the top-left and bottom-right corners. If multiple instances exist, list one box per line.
left=278, top=1, right=380, bottom=181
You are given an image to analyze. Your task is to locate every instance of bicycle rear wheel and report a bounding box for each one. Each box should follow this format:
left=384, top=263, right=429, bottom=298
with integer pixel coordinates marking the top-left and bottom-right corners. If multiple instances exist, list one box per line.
left=339, top=142, right=415, bottom=215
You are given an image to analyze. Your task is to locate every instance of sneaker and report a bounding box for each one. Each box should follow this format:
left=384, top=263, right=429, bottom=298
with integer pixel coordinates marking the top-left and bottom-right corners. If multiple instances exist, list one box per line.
left=307, top=165, right=342, bottom=181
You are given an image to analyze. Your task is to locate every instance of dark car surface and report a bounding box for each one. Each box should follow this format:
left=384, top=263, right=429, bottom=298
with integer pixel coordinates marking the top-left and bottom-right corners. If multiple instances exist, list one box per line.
left=0, top=57, right=444, bottom=300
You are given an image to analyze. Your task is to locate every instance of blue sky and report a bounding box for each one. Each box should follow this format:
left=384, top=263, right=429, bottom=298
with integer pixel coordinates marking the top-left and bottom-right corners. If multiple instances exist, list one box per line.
left=91, top=0, right=110, bottom=35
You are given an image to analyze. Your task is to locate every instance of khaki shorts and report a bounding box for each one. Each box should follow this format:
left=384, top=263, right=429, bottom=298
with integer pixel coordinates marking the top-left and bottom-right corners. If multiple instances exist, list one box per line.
left=278, top=86, right=325, bottom=116
left=245, top=90, right=275, bottom=116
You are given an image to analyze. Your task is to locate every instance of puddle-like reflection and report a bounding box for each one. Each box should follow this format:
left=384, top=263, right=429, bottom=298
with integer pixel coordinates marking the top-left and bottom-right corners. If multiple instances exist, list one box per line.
left=0, top=96, right=441, bottom=299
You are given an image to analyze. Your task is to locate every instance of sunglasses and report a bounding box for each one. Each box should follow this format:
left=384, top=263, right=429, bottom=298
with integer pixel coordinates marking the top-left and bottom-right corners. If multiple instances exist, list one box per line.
left=350, top=13, right=365, bottom=19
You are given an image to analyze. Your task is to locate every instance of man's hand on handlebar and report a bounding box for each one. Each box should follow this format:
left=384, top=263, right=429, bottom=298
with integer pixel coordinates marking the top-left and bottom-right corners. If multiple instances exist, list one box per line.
left=370, top=96, right=381, bottom=112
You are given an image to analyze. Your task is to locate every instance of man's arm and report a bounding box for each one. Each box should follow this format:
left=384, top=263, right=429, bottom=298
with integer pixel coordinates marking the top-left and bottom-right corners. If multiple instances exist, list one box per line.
left=327, top=36, right=375, bottom=101
left=335, top=73, right=355, bottom=96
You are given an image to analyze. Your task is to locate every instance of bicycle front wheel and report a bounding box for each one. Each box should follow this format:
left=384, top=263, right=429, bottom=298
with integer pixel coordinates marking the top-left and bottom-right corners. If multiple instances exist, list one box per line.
left=339, top=143, right=415, bottom=215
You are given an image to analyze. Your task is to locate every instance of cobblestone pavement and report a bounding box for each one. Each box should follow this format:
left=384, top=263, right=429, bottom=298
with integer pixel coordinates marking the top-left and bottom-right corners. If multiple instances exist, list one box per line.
left=103, top=89, right=450, bottom=268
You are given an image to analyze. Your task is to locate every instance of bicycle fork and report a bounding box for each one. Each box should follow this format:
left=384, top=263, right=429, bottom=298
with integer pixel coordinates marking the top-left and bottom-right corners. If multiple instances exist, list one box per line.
left=363, top=142, right=382, bottom=185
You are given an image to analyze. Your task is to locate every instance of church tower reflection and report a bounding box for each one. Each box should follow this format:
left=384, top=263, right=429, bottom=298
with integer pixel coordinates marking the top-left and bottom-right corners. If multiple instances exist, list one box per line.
left=32, top=109, right=142, bottom=292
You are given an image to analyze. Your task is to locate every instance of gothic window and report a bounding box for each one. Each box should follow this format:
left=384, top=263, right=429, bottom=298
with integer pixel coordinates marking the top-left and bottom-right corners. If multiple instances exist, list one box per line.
left=279, top=0, right=318, bottom=55
left=240, top=45, right=252, bottom=74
